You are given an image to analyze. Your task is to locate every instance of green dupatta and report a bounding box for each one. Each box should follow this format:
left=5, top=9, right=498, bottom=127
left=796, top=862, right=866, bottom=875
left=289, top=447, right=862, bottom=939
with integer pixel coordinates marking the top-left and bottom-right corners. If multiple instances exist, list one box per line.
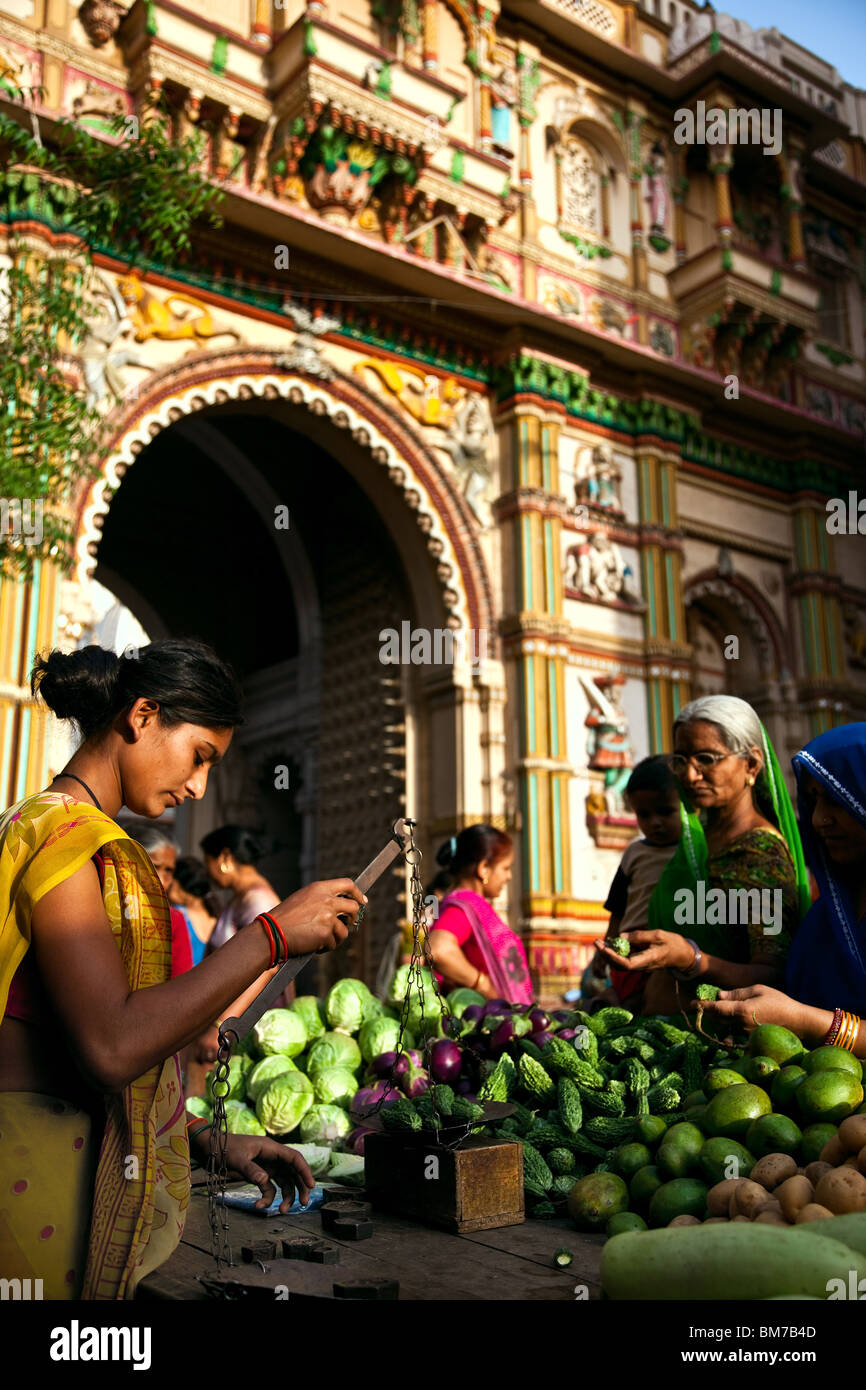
left=647, top=722, right=811, bottom=958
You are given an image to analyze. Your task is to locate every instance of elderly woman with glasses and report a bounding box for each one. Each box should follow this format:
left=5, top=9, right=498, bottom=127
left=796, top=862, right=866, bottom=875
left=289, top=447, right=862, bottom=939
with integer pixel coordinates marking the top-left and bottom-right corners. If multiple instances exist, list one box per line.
left=598, top=695, right=811, bottom=1015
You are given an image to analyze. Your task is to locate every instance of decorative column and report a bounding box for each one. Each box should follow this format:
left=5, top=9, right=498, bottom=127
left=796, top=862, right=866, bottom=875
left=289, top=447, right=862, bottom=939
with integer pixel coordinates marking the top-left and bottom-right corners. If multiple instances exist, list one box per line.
left=516, top=48, right=539, bottom=191
left=252, top=0, right=270, bottom=44
left=709, top=142, right=734, bottom=266
left=673, top=150, right=688, bottom=266
left=627, top=110, right=648, bottom=313
left=789, top=497, right=849, bottom=735
left=423, top=0, right=438, bottom=70
left=636, top=443, right=690, bottom=751
left=778, top=145, right=806, bottom=271
left=0, top=559, right=62, bottom=807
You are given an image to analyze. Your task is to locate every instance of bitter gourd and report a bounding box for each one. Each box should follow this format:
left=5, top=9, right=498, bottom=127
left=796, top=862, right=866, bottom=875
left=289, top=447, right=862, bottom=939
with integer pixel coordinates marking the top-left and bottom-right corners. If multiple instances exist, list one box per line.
left=583, top=1116, right=635, bottom=1146
left=452, top=1096, right=484, bottom=1121
left=518, top=1052, right=556, bottom=1102
left=431, top=1084, right=455, bottom=1116
left=519, top=1038, right=545, bottom=1063
left=522, top=1141, right=553, bottom=1196
left=548, top=1147, right=576, bottom=1175
left=682, top=1037, right=703, bottom=1095
left=477, top=1053, right=517, bottom=1103
left=551, top=1173, right=580, bottom=1199
left=579, top=1086, right=626, bottom=1117
left=542, top=1037, right=605, bottom=1088
left=381, top=1098, right=422, bottom=1132
left=586, top=1007, right=634, bottom=1037
left=557, top=1077, right=583, bottom=1136
left=646, top=1082, right=681, bottom=1112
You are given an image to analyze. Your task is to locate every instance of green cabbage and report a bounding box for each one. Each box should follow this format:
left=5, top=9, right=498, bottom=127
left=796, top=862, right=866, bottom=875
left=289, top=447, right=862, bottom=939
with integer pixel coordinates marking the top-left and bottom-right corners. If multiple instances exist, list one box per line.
left=290, top=995, right=327, bottom=1041
left=299, top=1104, right=353, bottom=1145
left=251, top=1008, right=307, bottom=1058
left=312, top=1066, right=359, bottom=1107
left=358, top=1015, right=402, bottom=1063
left=325, top=978, right=380, bottom=1034
left=387, top=965, right=436, bottom=1009
left=246, top=1054, right=297, bottom=1106
left=306, top=1031, right=362, bottom=1077
left=224, top=1101, right=266, bottom=1136
left=284, top=1142, right=332, bottom=1179
left=327, top=1153, right=365, bottom=1187
left=256, top=1071, right=314, bottom=1135
left=447, top=987, right=486, bottom=1017
left=206, top=1055, right=247, bottom=1103
left=185, top=1096, right=212, bottom=1122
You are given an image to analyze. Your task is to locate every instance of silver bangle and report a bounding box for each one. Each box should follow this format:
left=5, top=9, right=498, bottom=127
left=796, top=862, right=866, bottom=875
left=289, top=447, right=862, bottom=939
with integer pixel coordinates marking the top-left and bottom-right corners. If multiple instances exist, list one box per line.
left=672, top=937, right=702, bottom=980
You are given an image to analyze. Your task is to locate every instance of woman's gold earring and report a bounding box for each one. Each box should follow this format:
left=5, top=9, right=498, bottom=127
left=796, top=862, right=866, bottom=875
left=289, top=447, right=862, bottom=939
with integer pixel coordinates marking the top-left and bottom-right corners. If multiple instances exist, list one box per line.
left=220, top=863, right=228, bottom=873
left=748, top=777, right=755, bottom=786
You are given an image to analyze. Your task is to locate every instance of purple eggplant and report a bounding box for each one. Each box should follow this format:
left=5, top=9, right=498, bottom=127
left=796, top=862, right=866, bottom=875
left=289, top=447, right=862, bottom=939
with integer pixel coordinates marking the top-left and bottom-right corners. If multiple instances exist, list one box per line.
left=490, top=1018, right=516, bottom=1051
left=557, top=1028, right=577, bottom=1042
left=430, top=1039, right=463, bottom=1085
left=455, top=1077, right=474, bottom=1095
left=351, top=1080, right=400, bottom=1118
left=552, top=1009, right=575, bottom=1025
left=400, top=1064, right=430, bottom=1099
left=529, top=1008, right=550, bottom=1032
left=529, top=1030, right=554, bottom=1050
left=345, top=1125, right=375, bottom=1156
left=483, top=998, right=510, bottom=1016
left=461, top=1004, right=485, bottom=1026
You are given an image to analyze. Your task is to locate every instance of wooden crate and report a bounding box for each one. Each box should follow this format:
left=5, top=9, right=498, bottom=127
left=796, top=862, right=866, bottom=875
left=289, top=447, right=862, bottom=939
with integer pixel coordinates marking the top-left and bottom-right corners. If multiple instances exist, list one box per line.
left=364, top=1133, right=524, bottom=1234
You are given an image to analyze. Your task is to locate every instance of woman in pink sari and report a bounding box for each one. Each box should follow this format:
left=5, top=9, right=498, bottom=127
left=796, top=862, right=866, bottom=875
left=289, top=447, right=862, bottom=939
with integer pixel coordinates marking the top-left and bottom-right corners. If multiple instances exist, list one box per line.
left=427, top=826, right=533, bottom=1005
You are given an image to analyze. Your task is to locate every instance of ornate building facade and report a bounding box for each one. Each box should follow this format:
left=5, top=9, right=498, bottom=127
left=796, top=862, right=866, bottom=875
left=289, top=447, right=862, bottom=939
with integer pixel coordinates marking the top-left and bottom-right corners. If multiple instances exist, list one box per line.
left=1, top=0, right=865, bottom=1001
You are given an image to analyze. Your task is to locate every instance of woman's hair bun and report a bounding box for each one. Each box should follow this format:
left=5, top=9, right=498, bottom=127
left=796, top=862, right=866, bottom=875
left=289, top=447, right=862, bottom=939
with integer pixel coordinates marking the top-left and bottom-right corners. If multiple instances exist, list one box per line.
left=435, top=835, right=458, bottom=868
left=31, top=647, right=123, bottom=740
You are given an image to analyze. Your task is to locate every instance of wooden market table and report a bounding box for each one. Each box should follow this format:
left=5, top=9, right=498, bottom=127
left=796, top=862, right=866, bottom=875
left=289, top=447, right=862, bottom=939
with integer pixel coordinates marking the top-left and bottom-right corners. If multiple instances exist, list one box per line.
left=138, top=1174, right=604, bottom=1302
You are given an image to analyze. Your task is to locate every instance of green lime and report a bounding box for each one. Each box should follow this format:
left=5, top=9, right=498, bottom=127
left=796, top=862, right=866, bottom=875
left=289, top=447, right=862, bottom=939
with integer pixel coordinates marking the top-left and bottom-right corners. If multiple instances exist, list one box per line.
left=748, top=1025, right=805, bottom=1065
left=634, top=1115, right=668, bottom=1146
left=657, top=1122, right=704, bottom=1179
left=771, top=1065, right=808, bottom=1111
left=648, top=1177, right=709, bottom=1228
left=704, top=1068, right=748, bottom=1094
left=606, top=1211, right=647, bottom=1237
left=630, top=1164, right=664, bottom=1208
left=698, top=1137, right=755, bottom=1184
left=743, top=1055, right=780, bottom=1084
left=796, top=1071, right=864, bottom=1124
left=802, top=1047, right=864, bottom=1081
left=800, top=1123, right=839, bottom=1163
left=684, top=1090, right=708, bottom=1109
left=609, top=1142, right=653, bottom=1180
left=689, top=1104, right=709, bottom=1131
left=567, top=1173, right=629, bottom=1231
left=745, top=1112, right=802, bottom=1158
left=702, top=1083, right=773, bottom=1138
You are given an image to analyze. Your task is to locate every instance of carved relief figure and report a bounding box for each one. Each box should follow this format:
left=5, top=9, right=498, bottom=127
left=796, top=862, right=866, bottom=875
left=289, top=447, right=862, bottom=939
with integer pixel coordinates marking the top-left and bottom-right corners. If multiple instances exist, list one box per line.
left=119, top=272, right=241, bottom=346
left=352, top=358, right=466, bottom=428
left=580, top=672, right=634, bottom=814
left=644, top=141, right=669, bottom=235
left=441, top=397, right=494, bottom=524
left=78, top=272, right=147, bottom=406
left=574, top=444, right=622, bottom=511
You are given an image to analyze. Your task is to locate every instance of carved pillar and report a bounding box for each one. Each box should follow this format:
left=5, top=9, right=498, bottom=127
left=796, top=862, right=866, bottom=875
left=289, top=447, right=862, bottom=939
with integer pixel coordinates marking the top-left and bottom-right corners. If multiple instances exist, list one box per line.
left=627, top=111, right=648, bottom=312
left=709, top=144, right=734, bottom=260
left=423, top=0, right=438, bottom=70
left=252, top=0, right=271, bottom=44
left=636, top=444, right=690, bottom=750
left=778, top=147, right=806, bottom=271
left=673, top=150, right=688, bottom=265
left=0, top=558, right=62, bottom=807
left=516, top=48, right=539, bottom=191
left=789, top=498, right=849, bottom=735
left=214, top=108, right=241, bottom=180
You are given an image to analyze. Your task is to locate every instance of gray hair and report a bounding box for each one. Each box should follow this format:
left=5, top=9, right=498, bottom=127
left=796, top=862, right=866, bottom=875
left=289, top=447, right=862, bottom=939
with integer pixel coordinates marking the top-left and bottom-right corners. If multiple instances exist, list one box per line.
left=673, top=695, right=763, bottom=756
left=126, top=823, right=179, bottom=855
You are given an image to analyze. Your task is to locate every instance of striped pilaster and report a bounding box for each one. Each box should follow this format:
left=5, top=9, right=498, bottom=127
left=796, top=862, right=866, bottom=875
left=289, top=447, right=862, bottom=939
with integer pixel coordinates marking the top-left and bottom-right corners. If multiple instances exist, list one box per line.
left=636, top=444, right=689, bottom=752
left=791, top=502, right=847, bottom=736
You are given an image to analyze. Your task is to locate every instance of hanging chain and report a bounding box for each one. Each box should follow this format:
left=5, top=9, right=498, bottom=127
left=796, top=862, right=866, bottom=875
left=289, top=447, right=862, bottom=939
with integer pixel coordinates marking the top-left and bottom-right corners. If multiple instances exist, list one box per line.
left=207, top=1026, right=237, bottom=1269
left=375, top=820, right=453, bottom=1136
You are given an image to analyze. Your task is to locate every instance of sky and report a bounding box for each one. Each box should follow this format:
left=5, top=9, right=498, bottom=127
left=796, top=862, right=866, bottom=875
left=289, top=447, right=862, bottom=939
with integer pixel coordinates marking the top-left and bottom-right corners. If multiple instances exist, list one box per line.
left=726, top=0, right=866, bottom=89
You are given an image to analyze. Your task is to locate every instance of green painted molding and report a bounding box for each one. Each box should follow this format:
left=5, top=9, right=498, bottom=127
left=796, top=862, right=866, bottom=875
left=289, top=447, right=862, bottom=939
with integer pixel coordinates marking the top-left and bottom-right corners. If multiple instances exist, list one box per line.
left=558, top=228, right=613, bottom=259
left=145, top=0, right=158, bottom=36
left=815, top=342, right=854, bottom=366
left=303, top=19, right=318, bottom=56
left=770, top=268, right=782, bottom=296
left=450, top=148, right=465, bottom=184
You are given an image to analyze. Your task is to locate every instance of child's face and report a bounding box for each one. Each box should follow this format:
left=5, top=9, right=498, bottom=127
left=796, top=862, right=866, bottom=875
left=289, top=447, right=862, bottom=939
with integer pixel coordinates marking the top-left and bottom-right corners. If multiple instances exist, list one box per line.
left=629, top=788, right=682, bottom=847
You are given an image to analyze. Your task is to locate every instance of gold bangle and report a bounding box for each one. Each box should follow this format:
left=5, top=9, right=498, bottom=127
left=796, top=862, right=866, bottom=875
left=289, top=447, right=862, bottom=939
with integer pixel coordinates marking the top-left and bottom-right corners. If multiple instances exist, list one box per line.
left=838, top=1012, right=857, bottom=1051
left=836, top=1012, right=853, bottom=1050
left=849, top=1018, right=862, bottom=1054
left=842, top=1013, right=860, bottom=1052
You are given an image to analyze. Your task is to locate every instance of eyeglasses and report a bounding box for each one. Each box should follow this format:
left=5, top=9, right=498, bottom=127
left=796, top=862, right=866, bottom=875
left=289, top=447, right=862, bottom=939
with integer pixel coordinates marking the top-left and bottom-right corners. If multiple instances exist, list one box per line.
left=669, top=751, right=741, bottom=775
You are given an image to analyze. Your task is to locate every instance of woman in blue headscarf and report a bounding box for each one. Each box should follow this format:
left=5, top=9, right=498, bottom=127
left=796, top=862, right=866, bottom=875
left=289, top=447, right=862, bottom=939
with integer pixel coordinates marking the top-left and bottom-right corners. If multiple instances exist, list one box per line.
left=701, top=723, right=866, bottom=1055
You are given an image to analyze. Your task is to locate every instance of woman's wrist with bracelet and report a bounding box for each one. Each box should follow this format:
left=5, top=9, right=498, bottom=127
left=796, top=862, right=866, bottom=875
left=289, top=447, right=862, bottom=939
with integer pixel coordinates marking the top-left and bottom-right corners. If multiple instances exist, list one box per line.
left=254, top=911, right=289, bottom=969
left=822, top=1006, right=862, bottom=1052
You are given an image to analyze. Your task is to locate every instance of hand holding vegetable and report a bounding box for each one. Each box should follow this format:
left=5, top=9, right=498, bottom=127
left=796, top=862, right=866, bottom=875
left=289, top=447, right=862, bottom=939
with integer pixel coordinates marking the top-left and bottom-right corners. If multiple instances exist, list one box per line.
left=597, top=929, right=696, bottom=974
left=189, top=1129, right=315, bottom=1213
left=697, top=984, right=835, bottom=1045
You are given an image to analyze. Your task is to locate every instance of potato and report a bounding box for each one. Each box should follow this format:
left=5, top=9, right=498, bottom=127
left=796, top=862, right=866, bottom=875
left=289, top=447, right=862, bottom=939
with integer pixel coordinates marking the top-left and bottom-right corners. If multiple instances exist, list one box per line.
left=814, top=1167, right=866, bottom=1215
left=707, top=1178, right=747, bottom=1217
left=703, top=1217, right=729, bottom=1224
left=755, top=1209, right=789, bottom=1225
left=751, top=1154, right=798, bottom=1191
left=838, top=1115, right=866, bottom=1155
left=777, top=1175, right=814, bottom=1223
left=795, top=1203, right=834, bottom=1223
left=731, top=1214, right=750, bottom=1222
left=842, top=1157, right=860, bottom=1169
left=819, top=1136, right=847, bottom=1166
left=668, top=1214, right=701, bottom=1227
left=753, top=1197, right=784, bottom=1219
left=859, top=1145, right=866, bottom=1177
left=731, top=1180, right=774, bottom=1219
left=804, top=1161, right=834, bottom=1186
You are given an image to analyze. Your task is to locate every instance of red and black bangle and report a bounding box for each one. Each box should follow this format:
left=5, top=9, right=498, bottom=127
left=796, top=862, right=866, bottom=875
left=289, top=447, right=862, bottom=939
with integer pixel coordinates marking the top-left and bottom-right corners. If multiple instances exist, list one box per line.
left=823, top=1007, right=843, bottom=1047
left=186, top=1117, right=210, bottom=1142
left=256, top=913, right=278, bottom=968
left=257, top=911, right=288, bottom=965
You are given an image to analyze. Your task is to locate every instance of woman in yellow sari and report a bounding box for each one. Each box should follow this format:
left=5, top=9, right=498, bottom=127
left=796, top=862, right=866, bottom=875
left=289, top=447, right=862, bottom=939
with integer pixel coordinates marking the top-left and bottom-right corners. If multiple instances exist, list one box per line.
left=0, top=640, right=365, bottom=1299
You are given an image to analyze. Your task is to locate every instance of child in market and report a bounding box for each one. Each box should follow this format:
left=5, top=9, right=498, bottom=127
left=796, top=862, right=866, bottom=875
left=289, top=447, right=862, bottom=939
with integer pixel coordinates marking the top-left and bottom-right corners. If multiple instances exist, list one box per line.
left=587, top=755, right=684, bottom=1009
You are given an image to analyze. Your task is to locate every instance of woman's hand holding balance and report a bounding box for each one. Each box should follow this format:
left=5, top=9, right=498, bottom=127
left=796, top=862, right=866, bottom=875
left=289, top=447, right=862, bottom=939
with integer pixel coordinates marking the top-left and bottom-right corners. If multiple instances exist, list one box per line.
left=264, top=878, right=367, bottom=956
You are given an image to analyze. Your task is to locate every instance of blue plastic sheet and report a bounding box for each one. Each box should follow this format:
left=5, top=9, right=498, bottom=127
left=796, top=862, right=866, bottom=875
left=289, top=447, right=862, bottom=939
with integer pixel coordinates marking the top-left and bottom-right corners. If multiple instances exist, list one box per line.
left=215, top=1183, right=326, bottom=1217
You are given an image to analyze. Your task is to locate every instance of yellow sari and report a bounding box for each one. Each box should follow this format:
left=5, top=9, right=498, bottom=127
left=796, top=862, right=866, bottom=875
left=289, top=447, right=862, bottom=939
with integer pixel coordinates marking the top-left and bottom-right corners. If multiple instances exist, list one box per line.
left=0, top=792, right=189, bottom=1299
